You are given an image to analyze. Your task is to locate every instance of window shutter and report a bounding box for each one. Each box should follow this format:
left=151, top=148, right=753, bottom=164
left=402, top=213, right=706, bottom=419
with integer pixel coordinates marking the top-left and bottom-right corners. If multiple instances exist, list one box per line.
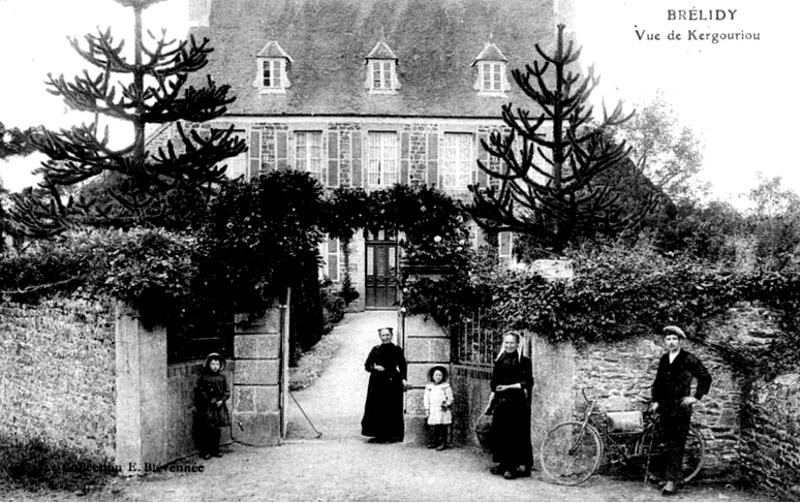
left=328, top=131, right=339, bottom=187
left=276, top=131, right=288, bottom=170
left=352, top=131, right=362, bottom=187
left=327, top=238, right=340, bottom=281
left=400, top=131, right=410, bottom=184
left=427, top=132, right=438, bottom=187
left=477, top=133, right=488, bottom=186
left=249, top=130, right=262, bottom=176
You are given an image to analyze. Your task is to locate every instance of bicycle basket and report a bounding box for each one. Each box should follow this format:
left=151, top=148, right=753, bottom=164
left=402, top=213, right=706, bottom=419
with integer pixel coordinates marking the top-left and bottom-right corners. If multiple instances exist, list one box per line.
left=606, top=411, right=644, bottom=434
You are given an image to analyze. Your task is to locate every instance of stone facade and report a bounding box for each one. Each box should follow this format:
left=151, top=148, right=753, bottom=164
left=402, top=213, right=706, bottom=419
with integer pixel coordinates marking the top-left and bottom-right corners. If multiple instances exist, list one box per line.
left=148, top=118, right=527, bottom=311
left=741, top=373, right=800, bottom=500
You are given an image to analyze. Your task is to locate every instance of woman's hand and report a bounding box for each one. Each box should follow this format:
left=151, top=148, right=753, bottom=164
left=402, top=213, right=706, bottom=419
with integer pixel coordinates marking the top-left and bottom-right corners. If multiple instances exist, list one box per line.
left=373, top=364, right=385, bottom=372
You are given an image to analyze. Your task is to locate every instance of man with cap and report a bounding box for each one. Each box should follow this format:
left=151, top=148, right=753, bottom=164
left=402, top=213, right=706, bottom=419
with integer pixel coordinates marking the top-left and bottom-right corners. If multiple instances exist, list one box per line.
left=649, top=325, right=712, bottom=495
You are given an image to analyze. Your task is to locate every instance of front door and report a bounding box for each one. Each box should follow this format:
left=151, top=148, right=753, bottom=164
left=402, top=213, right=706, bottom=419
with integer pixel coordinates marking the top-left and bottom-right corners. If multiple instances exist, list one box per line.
left=365, top=229, right=398, bottom=309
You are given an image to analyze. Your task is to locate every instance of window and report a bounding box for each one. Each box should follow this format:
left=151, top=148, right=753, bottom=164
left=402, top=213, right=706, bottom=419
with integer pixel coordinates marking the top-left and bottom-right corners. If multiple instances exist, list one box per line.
left=367, top=132, right=397, bottom=186
left=320, top=237, right=340, bottom=281
left=441, top=133, right=475, bottom=189
left=261, top=59, right=282, bottom=89
left=481, top=63, right=504, bottom=92
left=225, top=131, right=248, bottom=180
left=365, top=41, right=399, bottom=93
left=471, top=41, right=509, bottom=94
left=295, top=131, right=323, bottom=182
left=498, top=231, right=513, bottom=268
left=255, top=41, right=292, bottom=93
left=372, top=61, right=393, bottom=90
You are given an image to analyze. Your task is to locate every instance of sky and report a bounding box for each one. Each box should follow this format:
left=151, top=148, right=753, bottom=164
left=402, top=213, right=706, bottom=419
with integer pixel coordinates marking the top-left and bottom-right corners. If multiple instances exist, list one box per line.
left=0, top=0, right=798, bottom=208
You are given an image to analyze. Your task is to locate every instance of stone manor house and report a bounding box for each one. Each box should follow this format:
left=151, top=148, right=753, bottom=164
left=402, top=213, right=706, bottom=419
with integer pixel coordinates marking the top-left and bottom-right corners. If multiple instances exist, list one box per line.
left=160, top=0, right=576, bottom=310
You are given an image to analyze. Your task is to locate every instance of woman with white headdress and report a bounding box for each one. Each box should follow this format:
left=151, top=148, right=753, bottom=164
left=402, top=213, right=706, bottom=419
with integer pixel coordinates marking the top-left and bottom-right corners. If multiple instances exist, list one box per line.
left=484, top=331, right=533, bottom=479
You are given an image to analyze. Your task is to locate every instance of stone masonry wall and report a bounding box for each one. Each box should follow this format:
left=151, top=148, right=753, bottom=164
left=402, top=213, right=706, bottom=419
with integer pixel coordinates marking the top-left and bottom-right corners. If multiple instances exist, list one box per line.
left=574, top=338, right=742, bottom=479
left=0, top=297, right=115, bottom=462
left=740, top=373, right=800, bottom=499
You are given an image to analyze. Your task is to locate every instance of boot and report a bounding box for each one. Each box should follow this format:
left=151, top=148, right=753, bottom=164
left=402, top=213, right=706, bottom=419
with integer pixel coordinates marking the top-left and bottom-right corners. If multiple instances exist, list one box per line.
left=436, top=426, right=448, bottom=450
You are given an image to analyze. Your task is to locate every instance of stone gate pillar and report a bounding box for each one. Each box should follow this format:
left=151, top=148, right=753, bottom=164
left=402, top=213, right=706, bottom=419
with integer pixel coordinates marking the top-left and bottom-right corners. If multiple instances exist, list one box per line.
left=115, top=304, right=168, bottom=475
left=232, top=305, right=284, bottom=445
left=401, top=312, right=451, bottom=445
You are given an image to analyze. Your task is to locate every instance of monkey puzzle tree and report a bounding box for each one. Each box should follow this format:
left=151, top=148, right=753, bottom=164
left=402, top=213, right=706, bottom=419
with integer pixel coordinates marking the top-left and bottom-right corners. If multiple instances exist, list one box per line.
left=469, top=24, right=657, bottom=255
left=8, top=0, right=246, bottom=236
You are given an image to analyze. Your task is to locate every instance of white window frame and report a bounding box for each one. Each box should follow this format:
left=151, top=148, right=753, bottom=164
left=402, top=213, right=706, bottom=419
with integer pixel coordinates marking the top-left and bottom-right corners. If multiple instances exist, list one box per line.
left=441, top=133, right=475, bottom=189
left=319, top=236, right=341, bottom=282
left=366, top=59, right=399, bottom=94
left=257, top=58, right=289, bottom=93
left=367, top=132, right=398, bottom=187
left=475, top=61, right=509, bottom=95
left=295, top=131, right=324, bottom=183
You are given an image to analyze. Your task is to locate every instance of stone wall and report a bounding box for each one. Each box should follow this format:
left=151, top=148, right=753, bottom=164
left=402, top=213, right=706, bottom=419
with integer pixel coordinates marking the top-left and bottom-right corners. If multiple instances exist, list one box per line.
left=450, top=334, right=742, bottom=479
left=0, top=297, right=115, bottom=462
left=574, top=337, right=742, bottom=479
left=741, top=374, right=800, bottom=499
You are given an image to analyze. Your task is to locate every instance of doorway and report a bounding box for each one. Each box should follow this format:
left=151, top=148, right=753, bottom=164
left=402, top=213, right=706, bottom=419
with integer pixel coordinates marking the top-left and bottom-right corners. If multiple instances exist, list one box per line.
left=365, top=229, right=398, bottom=309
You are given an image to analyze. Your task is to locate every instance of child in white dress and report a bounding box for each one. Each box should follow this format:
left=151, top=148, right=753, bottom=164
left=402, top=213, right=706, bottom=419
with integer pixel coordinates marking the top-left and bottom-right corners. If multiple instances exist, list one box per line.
left=423, top=365, right=454, bottom=450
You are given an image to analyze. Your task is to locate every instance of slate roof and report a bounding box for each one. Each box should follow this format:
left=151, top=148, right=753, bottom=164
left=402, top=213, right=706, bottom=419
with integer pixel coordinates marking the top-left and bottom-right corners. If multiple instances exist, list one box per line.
left=366, top=41, right=398, bottom=61
left=256, top=40, right=294, bottom=62
left=193, top=0, right=575, bottom=118
left=471, top=41, right=508, bottom=65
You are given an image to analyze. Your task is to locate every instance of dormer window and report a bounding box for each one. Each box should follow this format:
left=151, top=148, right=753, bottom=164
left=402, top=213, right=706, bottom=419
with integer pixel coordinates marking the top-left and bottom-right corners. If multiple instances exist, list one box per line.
left=471, top=41, right=511, bottom=95
left=254, top=41, right=293, bottom=94
left=261, top=60, right=283, bottom=89
left=365, top=41, right=400, bottom=94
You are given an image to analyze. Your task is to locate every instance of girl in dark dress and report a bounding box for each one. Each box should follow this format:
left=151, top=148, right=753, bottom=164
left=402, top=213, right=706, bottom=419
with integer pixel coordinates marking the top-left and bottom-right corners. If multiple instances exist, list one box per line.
left=485, top=332, right=534, bottom=479
left=361, top=327, right=408, bottom=443
left=195, top=352, right=231, bottom=459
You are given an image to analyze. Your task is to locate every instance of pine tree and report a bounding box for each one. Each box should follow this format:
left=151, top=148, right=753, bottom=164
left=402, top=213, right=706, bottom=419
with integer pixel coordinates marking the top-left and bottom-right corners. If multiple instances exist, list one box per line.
left=0, top=122, right=40, bottom=159
left=9, top=0, right=246, bottom=236
left=469, top=24, right=657, bottom=255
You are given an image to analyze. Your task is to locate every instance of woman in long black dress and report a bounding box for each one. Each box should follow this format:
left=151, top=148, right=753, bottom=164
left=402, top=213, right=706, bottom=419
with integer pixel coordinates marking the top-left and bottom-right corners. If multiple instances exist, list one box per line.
left=361, top=327, right=408, bottom=443
left=484, top=332, right=534, bottom=479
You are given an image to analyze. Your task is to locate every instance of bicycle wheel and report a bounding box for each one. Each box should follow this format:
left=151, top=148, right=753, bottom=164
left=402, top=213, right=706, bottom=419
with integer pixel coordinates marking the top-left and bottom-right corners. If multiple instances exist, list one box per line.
left=682, top=427, right=705, bottom=482
left=636, top=426, right=706, bottom=483
left=540, top=421, right=604, bottom=485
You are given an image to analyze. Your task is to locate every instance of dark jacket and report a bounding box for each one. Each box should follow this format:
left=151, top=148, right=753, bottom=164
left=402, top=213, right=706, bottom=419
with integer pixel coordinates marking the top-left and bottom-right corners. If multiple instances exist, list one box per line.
left=196, top=353, right=231, bottom=428
left=652, top=349, right=712, bottom=407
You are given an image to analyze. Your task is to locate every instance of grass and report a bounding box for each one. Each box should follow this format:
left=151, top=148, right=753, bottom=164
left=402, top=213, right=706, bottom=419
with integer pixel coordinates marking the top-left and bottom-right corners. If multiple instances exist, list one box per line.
left=289, top=323, right=344, bottom=391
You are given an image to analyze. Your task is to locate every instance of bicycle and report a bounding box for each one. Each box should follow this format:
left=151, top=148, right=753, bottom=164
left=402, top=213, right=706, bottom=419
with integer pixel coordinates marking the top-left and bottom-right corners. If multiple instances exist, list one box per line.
left=539, top=388, right=705, bottom=486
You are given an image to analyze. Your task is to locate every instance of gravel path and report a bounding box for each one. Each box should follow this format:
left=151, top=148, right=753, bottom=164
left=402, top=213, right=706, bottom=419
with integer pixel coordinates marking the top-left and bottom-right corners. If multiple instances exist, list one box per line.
left=7, top=311, right=765, bottom=502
